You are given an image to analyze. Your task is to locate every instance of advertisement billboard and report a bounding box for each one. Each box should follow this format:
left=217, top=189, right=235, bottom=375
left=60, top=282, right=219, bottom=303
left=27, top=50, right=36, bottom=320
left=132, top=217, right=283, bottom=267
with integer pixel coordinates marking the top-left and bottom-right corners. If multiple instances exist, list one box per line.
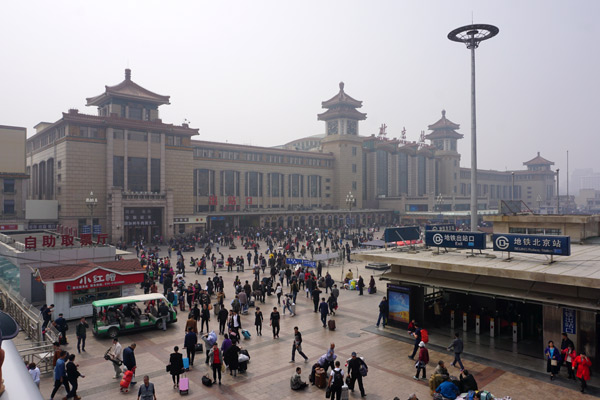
left=387, top=284, right=410, bottom=326
left=384, top=226, right=420, bottom=243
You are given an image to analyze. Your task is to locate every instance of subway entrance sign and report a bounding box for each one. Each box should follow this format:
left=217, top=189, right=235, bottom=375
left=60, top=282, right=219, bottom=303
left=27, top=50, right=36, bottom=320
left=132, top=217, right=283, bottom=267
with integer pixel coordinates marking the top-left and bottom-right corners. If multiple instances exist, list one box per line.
left=492, top=234, right=571, bottom=256
left=425, top=224, right=456, bottom=232
left=425, top=231, right=486, bottom=250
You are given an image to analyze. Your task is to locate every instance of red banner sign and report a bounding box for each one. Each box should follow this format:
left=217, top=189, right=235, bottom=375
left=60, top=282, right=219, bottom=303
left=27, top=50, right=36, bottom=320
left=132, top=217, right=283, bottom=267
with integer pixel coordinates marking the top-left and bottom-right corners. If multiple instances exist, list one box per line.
left=227, top=196, right=236, bottom=205
left=0, top=225, right=18, bottom=231
left=245, top=197, right=252, bottom=205
left=208, top=195, right=218, bottom=206
left=53, top=269, right=144, bottom=292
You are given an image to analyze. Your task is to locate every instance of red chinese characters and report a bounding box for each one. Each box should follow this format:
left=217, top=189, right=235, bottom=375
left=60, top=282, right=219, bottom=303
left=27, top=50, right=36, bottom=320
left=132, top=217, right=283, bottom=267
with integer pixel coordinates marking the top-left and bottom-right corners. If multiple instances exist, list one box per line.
left=25, top=236, right=37, bottom=250
left=42, top=235, right=56, bottom=248
left=80, top=234, right=93, bottom=246
left=61, top=234, right=74, bottom=247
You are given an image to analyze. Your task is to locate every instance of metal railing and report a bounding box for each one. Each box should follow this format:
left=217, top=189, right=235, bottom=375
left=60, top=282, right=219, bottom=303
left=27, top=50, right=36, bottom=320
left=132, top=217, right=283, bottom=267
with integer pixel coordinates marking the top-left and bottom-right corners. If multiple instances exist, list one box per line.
left=0, top=280, right=43, bottom=342
left=17, top=341, right=55, bottom=374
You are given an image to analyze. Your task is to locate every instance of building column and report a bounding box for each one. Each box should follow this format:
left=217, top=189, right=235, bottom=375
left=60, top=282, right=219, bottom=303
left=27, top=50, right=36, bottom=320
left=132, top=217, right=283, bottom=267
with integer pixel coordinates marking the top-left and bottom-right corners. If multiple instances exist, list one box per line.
left=123, top=130, right=128, bottom=191
left=160, top=134, right=166, bottom=192
left=147, top=131, right=151, bottom=192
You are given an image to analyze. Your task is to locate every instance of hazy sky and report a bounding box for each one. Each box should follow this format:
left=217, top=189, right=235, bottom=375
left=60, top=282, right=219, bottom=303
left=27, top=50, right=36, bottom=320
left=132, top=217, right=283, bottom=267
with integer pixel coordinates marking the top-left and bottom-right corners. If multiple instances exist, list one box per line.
left=2, top=1, right=598, bottom=189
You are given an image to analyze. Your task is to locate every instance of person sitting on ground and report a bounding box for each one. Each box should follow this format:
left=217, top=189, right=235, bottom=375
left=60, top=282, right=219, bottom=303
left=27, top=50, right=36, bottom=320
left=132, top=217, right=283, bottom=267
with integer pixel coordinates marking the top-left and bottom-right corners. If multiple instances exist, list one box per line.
left=434, top=360, right=449, bottom=377
left=459, top=369, right=478, bottom=393
left=435, top=376, right=459, bottom=400
left=344, top=269, right=353, bottom=283
left=290, top=366, right=308, bottom=390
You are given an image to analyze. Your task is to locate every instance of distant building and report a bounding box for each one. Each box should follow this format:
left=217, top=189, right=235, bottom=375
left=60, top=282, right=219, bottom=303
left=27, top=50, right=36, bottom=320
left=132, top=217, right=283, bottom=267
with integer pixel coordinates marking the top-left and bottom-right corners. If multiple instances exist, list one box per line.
left=25, top=70, right=556, bottom=241
left=0, top=125, right=28, bottom=230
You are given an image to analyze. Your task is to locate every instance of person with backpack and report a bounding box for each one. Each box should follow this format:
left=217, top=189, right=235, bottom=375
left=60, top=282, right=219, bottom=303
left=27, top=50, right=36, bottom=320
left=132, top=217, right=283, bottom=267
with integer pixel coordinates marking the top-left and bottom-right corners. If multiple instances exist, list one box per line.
left=447, top=332, right=464, bottom=371
left=408, top=323, right=422, bottom=359
left=328, top=360, right=345, bottom=400
left=347, top=352, right=367, bottom=397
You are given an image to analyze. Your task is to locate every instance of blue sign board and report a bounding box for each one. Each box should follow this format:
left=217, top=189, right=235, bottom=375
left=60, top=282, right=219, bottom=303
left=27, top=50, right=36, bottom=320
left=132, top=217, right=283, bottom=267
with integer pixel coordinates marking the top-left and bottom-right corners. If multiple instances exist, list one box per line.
left=93, top=225, right=102, bottom=234
left=492, top=234, right=571, bottom=256
left=81, top=225, right=91, bottom=234
left=563, top=308, right=576, bottom=335
left=425, top=224, right=456, bottom=232
left=425, top=231, right=486, bottom=250
left=384, top=226, right=421, bottom=243
left=210, top=216, right=225, bottom=221
left=286, top=258, right=317, bottom=268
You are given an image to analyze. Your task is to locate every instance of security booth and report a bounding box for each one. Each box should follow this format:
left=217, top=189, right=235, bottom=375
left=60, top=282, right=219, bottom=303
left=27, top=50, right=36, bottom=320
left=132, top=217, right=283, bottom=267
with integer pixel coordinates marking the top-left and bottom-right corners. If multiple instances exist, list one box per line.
left=38, top=259, right=145, bottom=320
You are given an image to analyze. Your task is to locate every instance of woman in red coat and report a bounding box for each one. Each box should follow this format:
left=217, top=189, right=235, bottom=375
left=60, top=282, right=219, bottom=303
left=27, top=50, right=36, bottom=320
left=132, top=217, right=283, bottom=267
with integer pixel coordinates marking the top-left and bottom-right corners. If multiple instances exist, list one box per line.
left=561, top=344, right=577, bottom=380
left=572, top=351, right=592, bottom=394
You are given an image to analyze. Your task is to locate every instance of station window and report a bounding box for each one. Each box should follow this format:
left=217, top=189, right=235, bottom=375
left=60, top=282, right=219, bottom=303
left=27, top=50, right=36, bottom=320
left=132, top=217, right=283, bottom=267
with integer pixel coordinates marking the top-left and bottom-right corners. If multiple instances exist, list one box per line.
left=71, top=286, right=121, bottom=306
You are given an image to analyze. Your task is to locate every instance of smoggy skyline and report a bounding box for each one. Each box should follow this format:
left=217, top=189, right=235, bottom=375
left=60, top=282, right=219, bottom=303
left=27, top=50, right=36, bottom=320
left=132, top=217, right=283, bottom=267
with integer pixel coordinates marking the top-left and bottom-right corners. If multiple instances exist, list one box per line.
left=2, top=1, right=598, bottom=191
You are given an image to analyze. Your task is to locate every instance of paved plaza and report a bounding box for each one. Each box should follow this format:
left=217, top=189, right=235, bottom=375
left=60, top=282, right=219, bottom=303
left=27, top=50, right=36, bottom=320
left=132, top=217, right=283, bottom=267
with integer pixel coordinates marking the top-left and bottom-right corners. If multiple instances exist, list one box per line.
left=33, top=240, right=596, bottom=400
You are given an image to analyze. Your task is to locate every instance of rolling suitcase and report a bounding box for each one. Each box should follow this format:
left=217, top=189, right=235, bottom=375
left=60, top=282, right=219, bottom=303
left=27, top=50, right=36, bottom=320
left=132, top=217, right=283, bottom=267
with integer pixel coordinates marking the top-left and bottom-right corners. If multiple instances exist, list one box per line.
left=183, top=357, right=190, bottom=370
left=328, top=319, right=336, bottom=331
left=341, top=384, right=349, bottom=400
left=290, top=303, right=296, bottom=315
left=195, top=343, right=203, bottom=353
left=179, top=376, right=189, bottom=395
left=315, top=368, right=327, bottom=388
left=213, top=303, right=220, bottom=316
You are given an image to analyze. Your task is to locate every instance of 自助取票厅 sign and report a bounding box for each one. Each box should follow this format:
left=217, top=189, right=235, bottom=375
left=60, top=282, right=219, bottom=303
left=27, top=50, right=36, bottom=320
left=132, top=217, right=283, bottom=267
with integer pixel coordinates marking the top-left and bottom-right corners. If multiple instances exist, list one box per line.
left=53, top=269, right=144, bottom=292
left=492, top=234, right=571, bottom=256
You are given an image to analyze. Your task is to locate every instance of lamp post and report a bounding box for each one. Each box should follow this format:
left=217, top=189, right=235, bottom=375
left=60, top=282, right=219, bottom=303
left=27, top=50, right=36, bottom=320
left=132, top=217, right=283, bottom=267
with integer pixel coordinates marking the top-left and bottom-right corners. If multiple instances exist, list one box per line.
left=85, top=191, right=98, bottom=236
left=346, top=191, right=355, bottom=231
left=448, top=24, right=499, bottom=232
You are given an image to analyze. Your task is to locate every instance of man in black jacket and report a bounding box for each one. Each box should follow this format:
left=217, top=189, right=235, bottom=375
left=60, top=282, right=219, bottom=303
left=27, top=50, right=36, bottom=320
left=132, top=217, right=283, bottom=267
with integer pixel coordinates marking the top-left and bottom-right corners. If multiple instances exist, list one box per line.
left=75, top=317, right=89, bottom=353
left=347, top=352, right=366, bottom=397
left=123, top=343, right=137, bottom=385
left=184, top=327, right=198, bottom=367
left=217, top=306, right=229, bottom=335
left=66, top=353, right=84, bottom=399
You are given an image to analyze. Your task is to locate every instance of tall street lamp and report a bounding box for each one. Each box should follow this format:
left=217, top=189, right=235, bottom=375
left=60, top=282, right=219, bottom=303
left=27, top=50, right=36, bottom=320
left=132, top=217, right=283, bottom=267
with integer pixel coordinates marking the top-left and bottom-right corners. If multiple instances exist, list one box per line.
left=346, top=191, right=355, bottom=230
left=85, top=191, right=98, bottom=235
left=448, top=24, right=499, bottom=232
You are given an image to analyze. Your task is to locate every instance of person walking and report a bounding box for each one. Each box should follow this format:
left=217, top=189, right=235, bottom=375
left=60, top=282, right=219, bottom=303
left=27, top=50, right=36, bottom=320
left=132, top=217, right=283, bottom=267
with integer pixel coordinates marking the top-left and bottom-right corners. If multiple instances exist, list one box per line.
left=200, top=304, right=210, bottom=333
left=573, top=351, right=592, bottom=393
left=447, top=332, right=464, bottom=371
left=328, top=360, right=345, bottom=400
left=28, top=362, right=41, bottom=388
left=311, top=287, right=322, bottom=313
left=254, top=307, right=263, bottom=336
left=545, top=340, right=560, bottom=380
left=290, top=326, right=309, bottom=363
left=137, top=375, right=156, bottom=400
left=319, top=297, right=329, bottom=328
left=270, top=307, right=281, bottom=338
left=562, top=343, right=577, bottom=380
left=275, top=283, right=282, bottom=305
left=50, top=351, right=70, bottom=400
left=66, top=353, right=84, bottom=400
left=218, top=306, right=229, bottom=335
left=408, top=323, right=422, bottom=360
left=376, top=296, right=388, bottom=328
left=414, top=341, right=429, bottom=380
left=208, top=343, right=223, bottom=385
left=185, top=313, right=198, bottom=334
left=324, top=343, right=336, bottom=373
left=75, top=317, right=88, bottom=353
left=54, top=313, right=69, bottom=344
left=184, top=327, right=198, bottom=367
left=347, top=352, right=367, bottom=397
left=109, top=338, right=123, bottom=379
left=168, top=346, right=184, bottom=388
left=123, top=343, right=137, bottom=385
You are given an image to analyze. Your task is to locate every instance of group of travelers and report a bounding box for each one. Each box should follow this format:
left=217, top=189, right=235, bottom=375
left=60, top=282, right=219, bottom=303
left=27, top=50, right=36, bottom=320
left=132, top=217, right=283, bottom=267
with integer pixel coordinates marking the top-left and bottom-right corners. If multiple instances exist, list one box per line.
left=545, top=332, right=592, bottom=393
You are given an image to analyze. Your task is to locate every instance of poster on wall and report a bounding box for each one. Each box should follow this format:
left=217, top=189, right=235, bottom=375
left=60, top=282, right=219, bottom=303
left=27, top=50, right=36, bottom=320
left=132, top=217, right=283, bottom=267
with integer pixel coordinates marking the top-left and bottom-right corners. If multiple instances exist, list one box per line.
left=387, top=284, right=410, bottom=326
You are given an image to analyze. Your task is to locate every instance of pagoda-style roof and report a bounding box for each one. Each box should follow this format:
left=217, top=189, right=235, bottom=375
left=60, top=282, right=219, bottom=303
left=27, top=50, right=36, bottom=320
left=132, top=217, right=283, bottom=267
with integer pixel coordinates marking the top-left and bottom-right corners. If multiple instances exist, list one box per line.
left=523, top=152, right=554, bottom=166
left=425, top=110, right=463, bottom=140
left=318, top=82, right=367, bottom=121
left=86, top=69, right=170, bottom=107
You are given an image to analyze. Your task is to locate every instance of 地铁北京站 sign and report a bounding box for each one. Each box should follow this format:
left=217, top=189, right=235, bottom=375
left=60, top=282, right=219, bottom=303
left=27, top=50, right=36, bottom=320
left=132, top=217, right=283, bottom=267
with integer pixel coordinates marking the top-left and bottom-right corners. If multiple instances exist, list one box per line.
left=492, top=234, right=571, bottom=256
